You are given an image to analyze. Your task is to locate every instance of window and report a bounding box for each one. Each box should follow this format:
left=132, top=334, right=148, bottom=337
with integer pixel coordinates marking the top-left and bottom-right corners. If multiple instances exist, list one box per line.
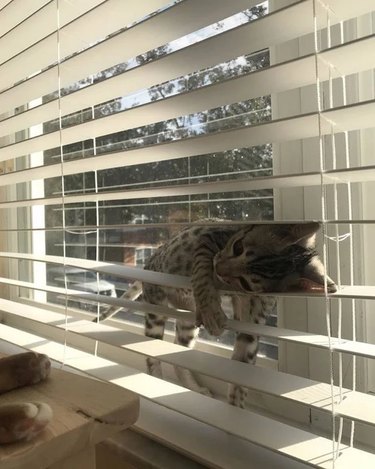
left=1, top=1, right=375, bottom=466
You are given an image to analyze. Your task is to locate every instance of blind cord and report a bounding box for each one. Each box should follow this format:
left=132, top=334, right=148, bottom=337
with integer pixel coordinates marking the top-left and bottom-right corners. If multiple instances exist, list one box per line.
left=313, top=1, right=337, bottom=465
left=55, top=0, right=69, bottom=370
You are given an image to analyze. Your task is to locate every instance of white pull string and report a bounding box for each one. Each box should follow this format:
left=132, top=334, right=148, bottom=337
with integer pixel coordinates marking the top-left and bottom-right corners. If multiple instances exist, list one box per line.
left=94, top=145, right=101, bottom=356
left=338, top=19, right=357, bottom=449
left=326, top=16, right=358, bottom=450
left=313, top=2, right=337, bottom=466
left=326, top=13, right=344, bottom=456
left=56, top=0, right=69, bottom=370
left=325, top=233, right=351, bottom=243
left=318, top=2, right=358, bottom=456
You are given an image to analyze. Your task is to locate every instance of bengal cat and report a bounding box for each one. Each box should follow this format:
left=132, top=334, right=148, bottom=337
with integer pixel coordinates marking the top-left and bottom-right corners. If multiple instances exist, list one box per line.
left=96, top=222, right=336, bottom=407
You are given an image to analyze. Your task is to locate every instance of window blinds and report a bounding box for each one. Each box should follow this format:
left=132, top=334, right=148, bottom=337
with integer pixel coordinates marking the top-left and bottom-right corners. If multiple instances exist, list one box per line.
left=1, top=0, right=375, bottom=467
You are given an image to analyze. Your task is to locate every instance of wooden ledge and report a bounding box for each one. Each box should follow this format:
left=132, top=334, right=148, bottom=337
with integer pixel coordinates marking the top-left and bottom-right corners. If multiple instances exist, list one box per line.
left=0, top=363, right=139, bottom=469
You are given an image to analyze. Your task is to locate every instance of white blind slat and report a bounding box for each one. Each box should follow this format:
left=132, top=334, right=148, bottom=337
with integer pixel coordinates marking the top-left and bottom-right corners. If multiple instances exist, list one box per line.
left=0, top=0, right=50, bottom=37
left=42, top=0, right=375, bottom=95
left=0, top=0, right=12, bottom=12
left=0, top=322, right=374, bottom=469
left=1, top=99, right=374, bottom=165
left=0, top=170, right=357, bottom=208
left=2, top=299, right=375, bottom=428
left=2, top=275, right=375, bottom=365
left=0, top=0, right=145, bottom=63
left=0, top=0, right=254, bottom=96
left=2, top=33, right=374, bottom=140
left=0, top=1, right=56, bottom=65
left=0, top=0, right=108, bottom=66
left=0, top=252, right=374, bottom=301
left=0, top=0, right=168, bottom=88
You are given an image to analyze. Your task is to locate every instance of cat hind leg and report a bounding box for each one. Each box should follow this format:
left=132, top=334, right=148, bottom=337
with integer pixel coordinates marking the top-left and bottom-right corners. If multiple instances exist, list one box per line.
left=145, top=313, right=167, bottom=379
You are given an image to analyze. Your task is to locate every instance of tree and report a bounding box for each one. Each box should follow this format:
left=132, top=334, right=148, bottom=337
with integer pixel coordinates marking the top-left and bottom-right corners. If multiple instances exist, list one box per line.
left=44, top=4, right=273, bottom=258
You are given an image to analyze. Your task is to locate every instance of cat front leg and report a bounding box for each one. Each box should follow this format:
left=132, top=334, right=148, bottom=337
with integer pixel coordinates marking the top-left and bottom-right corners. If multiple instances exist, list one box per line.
left=227, top=295, right=255, bottom=408
left=227, top=333, right=259, bottom=408
left=174, top=319, right=211, bottom=396
left=227, top=296, right=276, bottom=408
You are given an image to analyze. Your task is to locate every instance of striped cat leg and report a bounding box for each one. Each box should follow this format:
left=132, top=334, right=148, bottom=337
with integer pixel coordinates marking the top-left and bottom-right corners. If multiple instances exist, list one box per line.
left=174, top=319, right=211, bottom=396
left=145, top=313, right=167, bottom=379
left=251, top=295, right=276, bottom=327
left=228, top=295, right=276, bottom=408
left=93, top=281, right=142, bottom=322
left=228, top=295, right=258, bottom=408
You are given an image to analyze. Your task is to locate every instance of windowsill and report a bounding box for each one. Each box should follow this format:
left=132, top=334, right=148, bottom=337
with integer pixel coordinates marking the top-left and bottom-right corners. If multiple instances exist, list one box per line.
left=0, top=336, right=310, bottom=469
left=96, top=430, right=206, bottom=469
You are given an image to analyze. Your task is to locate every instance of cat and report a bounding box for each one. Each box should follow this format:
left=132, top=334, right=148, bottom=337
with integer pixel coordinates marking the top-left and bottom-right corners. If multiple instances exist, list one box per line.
left=95, top=222, right=336, bottom=407
left=0, top=352, right=53, bottom=444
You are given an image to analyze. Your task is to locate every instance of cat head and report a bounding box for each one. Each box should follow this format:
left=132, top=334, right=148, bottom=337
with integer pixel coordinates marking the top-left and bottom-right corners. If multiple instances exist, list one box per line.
left=214, top=222, right=337, bottom=294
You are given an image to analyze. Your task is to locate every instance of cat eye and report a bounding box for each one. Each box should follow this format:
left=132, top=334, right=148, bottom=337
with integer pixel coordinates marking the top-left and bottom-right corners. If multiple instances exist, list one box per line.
left=232, top=239, right=244, bottom=256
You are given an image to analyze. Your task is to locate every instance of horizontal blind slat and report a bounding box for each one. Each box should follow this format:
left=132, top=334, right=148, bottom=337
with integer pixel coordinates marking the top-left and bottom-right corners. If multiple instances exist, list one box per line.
left=0, top=252, right=373, bottom=300
left=0, top=0, right=50, bottom=37
left=0, top=0, right=157, bottom=67
left=1, top=324, right=373, bottom=468
left=2, top=166, right=374, bottom=208
left=0, top=0, right=254, bottom=96
left=226, top=320, right=375, bottom=360
left=0, top=0, right=169, bottom=90
left=1, top=275, right=375, bottom=360
left=0, top=0, right=108, bottom=65
left=0, top=0, right=305, bottom=115
left=0, top=220, right=373, bottom=233
left=26, top=0, right=374, bottom=94
left=2, top=299, right=375, bottom=427
left=0, top=0, right=12, bottom=11
left=1, top=99, right=374, bottom=164
left=19, top=290, right=375, bottom=362
left=0, top=1, right=56, bottom=65
left=3, top=33, right=375, bottom=139
left=2, top=0, right=374, bottom=114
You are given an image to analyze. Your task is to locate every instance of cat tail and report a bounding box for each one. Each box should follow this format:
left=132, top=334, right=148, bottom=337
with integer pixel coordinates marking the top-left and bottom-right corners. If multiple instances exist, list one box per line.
left=92, top=280, right=143, bottom=322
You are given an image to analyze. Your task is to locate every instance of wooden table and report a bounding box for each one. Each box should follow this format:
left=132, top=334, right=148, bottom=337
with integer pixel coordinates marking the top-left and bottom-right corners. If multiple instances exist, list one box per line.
left=0, top=364, right=139, bottom=469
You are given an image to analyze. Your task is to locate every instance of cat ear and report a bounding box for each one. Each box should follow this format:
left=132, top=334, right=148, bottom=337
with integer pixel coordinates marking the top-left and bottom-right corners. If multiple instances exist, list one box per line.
left=275, top=222, right=320, bottom=246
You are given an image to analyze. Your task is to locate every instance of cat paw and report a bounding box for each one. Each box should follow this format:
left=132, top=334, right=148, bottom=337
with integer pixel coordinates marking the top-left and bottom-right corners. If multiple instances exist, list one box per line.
left=196, top=306, right=227, bottom=336
left=228, top=384, right=247, bottom=409
left=0, top=402, right=53, bottom=444
left=0, top=352, right=51, bottom=394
